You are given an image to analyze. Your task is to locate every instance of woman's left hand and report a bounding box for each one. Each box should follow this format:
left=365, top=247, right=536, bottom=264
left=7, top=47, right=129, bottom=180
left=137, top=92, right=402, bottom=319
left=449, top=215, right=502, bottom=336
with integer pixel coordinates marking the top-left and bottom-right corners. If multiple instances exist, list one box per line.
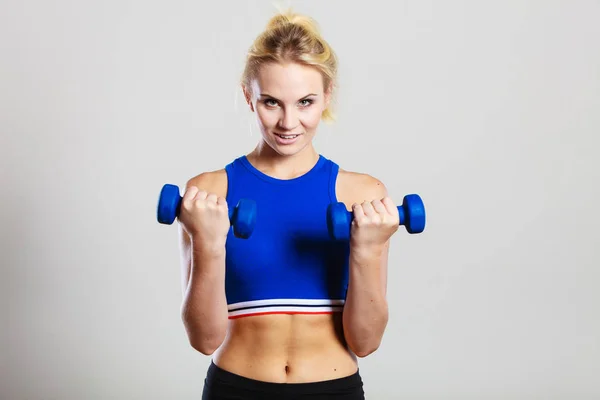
left=350, top=197, right=399, bottom=254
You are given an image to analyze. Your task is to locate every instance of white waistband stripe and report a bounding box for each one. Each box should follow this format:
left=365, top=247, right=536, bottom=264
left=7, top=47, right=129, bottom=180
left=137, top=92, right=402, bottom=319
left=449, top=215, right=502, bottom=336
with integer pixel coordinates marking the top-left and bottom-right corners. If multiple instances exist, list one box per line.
left=227, top=299, right=346, bottom=318
left=228, top=305, right=344, bottom=318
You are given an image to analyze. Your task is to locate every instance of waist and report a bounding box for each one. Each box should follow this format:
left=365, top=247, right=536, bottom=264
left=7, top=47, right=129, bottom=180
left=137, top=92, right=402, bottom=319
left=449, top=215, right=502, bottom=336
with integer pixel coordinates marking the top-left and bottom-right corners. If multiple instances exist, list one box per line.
left=212, top=313, right=358, bottom=383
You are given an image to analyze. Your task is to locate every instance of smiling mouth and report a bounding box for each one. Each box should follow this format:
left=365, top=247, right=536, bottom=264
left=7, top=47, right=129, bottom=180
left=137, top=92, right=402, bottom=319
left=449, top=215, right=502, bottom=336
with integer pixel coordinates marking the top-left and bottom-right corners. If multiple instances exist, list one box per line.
left=275, top=133, right=300, bottom=139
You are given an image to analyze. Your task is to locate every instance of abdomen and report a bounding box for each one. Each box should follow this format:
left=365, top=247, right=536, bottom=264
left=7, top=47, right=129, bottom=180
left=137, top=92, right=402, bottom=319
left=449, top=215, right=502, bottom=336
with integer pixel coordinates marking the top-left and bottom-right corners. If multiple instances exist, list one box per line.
left=212, top=313, right=358, bottom=383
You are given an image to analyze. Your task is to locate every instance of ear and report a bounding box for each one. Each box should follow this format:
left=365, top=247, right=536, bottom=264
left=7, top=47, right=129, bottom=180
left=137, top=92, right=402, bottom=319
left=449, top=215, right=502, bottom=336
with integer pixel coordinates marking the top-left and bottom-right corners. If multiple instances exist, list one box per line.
left=242, top=85, right=255, bottom=112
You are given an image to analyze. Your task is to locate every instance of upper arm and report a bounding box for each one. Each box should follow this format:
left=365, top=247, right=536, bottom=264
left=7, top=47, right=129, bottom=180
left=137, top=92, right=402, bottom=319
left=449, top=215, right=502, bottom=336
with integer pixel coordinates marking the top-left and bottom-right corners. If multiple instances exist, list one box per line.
left=178, top=169, right=228, bottom=295
left=336, top=170, right=390, bottom=298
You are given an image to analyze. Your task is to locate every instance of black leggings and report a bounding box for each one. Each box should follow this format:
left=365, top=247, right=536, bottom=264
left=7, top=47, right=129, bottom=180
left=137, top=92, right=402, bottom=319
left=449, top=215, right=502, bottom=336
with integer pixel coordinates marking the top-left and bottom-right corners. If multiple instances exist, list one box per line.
left=202, top=361, right=365, bottom=400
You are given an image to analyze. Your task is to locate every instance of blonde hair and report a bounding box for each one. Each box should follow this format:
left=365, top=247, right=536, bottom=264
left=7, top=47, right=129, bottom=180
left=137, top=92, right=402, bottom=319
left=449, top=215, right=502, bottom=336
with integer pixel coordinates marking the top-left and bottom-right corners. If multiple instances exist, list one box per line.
left=241, top=10, right=338, bottom=122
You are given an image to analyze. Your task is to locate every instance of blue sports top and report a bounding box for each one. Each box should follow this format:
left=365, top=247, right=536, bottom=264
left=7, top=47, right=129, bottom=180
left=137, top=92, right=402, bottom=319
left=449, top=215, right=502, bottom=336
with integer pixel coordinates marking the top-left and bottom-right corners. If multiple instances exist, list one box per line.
left=224, top=154, right=350, bottom=319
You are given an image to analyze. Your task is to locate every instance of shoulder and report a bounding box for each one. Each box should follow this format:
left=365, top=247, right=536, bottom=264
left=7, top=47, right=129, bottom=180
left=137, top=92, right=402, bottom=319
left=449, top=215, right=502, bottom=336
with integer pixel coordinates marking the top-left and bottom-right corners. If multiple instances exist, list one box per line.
left=185, top=168, right=228, bottom=198
left=336, top=168, right=388, bottom=206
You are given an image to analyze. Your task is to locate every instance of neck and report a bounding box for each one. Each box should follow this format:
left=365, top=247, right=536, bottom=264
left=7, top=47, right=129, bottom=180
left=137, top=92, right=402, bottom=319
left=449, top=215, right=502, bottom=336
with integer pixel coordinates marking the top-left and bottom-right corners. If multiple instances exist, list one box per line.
left=247, top=141, right=320, bottom=180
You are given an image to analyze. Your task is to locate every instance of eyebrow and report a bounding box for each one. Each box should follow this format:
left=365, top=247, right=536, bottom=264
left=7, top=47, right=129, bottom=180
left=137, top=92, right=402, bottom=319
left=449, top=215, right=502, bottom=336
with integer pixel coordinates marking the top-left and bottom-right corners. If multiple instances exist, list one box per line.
left=259, top=93, right=318, bottom=101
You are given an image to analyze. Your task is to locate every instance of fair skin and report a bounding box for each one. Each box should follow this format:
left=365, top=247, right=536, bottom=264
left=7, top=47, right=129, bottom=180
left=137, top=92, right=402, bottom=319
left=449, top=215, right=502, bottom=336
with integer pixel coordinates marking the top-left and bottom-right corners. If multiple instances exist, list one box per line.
left=178, top=61, right=398, bottom=383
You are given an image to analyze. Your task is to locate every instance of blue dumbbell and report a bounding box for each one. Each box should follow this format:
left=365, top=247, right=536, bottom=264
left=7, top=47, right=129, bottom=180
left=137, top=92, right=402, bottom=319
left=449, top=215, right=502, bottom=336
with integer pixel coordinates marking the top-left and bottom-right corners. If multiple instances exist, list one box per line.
left=156, top=184, right=257, bottom=239
left=327, top=194, right=426, bottom=241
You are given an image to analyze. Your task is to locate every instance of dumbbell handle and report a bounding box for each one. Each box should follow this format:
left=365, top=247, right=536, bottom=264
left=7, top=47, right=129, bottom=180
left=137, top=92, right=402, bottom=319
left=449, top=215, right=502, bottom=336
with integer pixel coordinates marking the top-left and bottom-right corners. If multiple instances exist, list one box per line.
left=158, top=193, right=239, bottom=223
left=344, top=206, right=407, bottom=225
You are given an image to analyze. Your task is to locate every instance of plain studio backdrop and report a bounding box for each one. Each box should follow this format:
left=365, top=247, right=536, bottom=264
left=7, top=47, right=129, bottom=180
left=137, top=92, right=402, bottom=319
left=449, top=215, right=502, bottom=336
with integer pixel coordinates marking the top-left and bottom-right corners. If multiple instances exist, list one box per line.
left=1, top=0, right=599, bottom=399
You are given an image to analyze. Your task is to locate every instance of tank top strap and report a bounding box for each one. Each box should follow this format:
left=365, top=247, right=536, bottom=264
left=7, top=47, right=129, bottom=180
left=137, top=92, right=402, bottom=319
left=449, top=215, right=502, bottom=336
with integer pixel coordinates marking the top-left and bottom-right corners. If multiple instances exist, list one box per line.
left=327, top=158, right=340, bottom=204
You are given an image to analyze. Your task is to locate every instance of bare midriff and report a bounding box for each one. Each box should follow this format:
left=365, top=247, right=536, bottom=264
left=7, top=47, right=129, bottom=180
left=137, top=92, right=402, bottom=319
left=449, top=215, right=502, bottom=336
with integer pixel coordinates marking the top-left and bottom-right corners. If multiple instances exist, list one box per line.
left=212, top=313, right=358, bottom=383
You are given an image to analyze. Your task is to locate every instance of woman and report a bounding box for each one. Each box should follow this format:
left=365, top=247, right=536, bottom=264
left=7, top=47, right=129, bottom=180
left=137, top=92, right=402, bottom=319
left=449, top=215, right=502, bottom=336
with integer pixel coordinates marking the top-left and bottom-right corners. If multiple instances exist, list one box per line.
left=178, top=10, right=399, bottom=399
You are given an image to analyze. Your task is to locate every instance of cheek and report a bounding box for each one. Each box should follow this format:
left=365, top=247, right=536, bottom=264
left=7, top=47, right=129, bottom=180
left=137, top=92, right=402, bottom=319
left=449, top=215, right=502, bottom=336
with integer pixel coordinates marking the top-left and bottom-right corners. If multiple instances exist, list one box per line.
left=256, top=108, right=278, bottom=129
left=300, top=108, right=324, bottom=130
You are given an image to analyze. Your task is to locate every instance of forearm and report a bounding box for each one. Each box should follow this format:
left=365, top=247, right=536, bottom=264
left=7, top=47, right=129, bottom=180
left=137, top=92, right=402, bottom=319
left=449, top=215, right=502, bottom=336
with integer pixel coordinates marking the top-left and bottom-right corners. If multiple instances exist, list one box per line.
left=342, top=247, right=389, bottom=357
left=181, top=243, right=229, bottom=355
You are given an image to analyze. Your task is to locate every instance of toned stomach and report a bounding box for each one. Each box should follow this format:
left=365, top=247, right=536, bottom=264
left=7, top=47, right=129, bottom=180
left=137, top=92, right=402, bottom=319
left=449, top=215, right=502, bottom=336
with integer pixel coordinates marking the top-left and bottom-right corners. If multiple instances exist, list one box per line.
left=212, top=313, right=358, bottom=383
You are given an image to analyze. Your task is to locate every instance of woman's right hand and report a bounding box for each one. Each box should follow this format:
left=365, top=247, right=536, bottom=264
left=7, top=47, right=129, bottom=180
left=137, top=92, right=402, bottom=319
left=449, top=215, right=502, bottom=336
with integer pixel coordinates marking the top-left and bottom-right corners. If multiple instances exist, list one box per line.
left=178, top=186, right=231, bottom=248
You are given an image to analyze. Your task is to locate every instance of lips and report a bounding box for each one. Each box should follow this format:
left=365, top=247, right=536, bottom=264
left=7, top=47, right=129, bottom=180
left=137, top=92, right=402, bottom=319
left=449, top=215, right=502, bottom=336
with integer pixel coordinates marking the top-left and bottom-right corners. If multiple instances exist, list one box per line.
left=273, top=132, right=302, bottom=145
left=275, top=133, right=300, bottom=139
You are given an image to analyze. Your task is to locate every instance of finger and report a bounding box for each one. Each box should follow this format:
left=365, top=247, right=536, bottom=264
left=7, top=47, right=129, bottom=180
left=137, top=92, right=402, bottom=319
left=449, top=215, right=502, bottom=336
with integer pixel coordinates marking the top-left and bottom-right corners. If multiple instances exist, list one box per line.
left=217, top=196, right=228, bottom=207
left=361, top=200, right=376, bottom=217
left=194, top=190, right=208, bottom=202
left=352, top=203, right=365, bottom=221
left=183, top=186, right=198, bottom=202
left=382, top=197, right=398, bottom=217
left=206, top=193, right=219, bottom=204
left=371, top=199, right=387, bottom=215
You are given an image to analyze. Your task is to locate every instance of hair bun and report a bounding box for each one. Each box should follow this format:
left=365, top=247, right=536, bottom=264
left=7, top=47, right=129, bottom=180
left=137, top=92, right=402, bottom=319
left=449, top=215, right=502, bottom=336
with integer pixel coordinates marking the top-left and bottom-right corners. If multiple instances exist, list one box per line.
left=266, top=10, right=321, bottom=37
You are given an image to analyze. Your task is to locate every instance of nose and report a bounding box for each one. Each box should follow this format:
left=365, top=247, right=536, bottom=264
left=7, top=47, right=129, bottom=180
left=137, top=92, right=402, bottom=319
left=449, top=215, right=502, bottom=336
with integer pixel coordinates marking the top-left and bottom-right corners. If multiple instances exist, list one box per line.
left=278, top=107, right=299, bottom=131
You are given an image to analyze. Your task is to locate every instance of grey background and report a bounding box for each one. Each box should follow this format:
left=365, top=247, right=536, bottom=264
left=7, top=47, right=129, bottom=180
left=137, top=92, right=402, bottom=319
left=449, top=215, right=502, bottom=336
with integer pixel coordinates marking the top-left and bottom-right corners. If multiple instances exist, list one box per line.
left=2, top=0, right=599, bottom=399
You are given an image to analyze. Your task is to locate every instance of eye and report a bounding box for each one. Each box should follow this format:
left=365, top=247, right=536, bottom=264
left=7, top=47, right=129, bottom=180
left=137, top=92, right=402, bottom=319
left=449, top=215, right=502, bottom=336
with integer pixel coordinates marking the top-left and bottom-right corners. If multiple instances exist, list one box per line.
left=264, top=99, right=278, bottom=107
left=299, top=99, right=313, bottom=107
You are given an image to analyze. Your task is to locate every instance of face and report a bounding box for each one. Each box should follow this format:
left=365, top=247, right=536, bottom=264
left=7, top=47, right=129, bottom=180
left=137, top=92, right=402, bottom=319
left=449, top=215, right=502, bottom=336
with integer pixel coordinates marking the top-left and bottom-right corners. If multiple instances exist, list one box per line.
left=244, top=62, right=331, bottom=157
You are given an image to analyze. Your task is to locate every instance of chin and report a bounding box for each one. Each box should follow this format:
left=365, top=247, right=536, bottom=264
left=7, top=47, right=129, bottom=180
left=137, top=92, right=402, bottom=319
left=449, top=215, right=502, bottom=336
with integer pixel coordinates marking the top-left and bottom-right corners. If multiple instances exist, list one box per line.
left=271, top=140, right=308, bottom=157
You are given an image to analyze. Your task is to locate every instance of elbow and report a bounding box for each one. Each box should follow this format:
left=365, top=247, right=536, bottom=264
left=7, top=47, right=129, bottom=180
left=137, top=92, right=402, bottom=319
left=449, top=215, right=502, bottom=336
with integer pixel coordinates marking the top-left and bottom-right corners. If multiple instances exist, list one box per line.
left=345, top=327, right=386, bottom=358
left=344, top=312, right=388, bottom=358
left=181, top=313, right=227, bottom=356
left=190, top=337, right=222, bottom=355
left=349, top=339, right=382, bottom=358
left=187, top=327, right=226, bottom=355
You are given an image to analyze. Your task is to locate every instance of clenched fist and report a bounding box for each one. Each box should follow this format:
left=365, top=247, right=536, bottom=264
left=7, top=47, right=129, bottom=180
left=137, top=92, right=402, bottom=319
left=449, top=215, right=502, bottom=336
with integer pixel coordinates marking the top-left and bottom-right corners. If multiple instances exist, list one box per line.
left=178, top=186, right=231, bottom=246
left=350, top=197, right=400, bottom=251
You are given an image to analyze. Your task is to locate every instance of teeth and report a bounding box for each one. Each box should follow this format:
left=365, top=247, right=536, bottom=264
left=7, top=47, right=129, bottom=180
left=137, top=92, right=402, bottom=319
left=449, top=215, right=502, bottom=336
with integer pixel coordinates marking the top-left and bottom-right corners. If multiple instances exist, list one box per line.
left=278, top=134, right=298, bottom=139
